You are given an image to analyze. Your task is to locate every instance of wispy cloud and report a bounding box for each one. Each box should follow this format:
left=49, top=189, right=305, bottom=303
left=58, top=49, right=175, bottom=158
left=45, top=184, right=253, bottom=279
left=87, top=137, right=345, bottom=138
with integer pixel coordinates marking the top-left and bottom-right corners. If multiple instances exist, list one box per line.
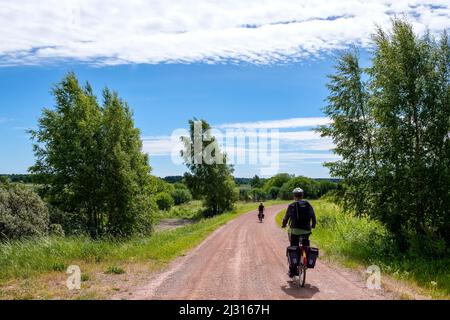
left=141, top=117, right=335, bottom=158
left=0, top=117, right=13, bottom=124
left=217, top=117, right=331, bottom=129
left=0, top=1, right=449, bottom=66
left=142, top=135, right=181, bottom=156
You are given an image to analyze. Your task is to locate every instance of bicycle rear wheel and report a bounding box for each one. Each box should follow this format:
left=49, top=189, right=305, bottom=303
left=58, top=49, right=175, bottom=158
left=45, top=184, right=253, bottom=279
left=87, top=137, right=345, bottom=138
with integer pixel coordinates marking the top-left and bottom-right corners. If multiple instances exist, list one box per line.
left=300, top=267, right=306, bottom=287
left=296, top=267, right=306, bottom=288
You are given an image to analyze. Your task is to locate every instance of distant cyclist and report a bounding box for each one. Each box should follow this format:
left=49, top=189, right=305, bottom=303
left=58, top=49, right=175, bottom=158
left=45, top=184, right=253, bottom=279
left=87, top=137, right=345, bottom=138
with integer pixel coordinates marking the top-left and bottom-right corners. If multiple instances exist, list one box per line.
left=282, top=188, right=317, bottom=277
left=258, top=203, right=265, bottom=222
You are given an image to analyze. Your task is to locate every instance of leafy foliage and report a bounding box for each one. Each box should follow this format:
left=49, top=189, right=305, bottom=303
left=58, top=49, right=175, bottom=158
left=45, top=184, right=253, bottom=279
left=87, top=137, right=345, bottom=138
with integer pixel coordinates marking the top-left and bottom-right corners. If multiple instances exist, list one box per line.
left=0, top=185, right=49, bottom=240
left=171, top=188, right=193, bottom=205
left=250, top=188, right=267, bottom=202
left=238, top=188, right=252, bottom=202
left=0, top=175, right=34, bottom=184
left=267, top=186, right=281, bottom=200
left=155, top=192, right=175, bottom=211
left=182, top=119, right=238, bottom=216
left=262, top=173, right=292, bottom=192
left=319, top=19, right=450, bottom=251
left=278, top=176, right=321, bottom=200
left=30, top=73, right=156, bottom=238
left=250, top=175, right=264, bottom=188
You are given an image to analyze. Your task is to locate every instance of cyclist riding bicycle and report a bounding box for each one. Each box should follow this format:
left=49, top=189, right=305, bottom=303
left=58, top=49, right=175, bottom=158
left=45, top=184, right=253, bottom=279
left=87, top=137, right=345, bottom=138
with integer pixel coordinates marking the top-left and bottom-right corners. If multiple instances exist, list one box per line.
left=282, top=188, right=317, bottom=278
left=258, top=203, right=265, bottom=221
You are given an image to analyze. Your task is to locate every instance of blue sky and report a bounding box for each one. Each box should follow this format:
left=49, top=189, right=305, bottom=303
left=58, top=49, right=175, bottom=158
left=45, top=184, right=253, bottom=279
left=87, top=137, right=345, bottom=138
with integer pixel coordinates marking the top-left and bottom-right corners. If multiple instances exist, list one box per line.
left=0, top=1, right=448, bottom=178
left=0, top=57, right=355, bottom=177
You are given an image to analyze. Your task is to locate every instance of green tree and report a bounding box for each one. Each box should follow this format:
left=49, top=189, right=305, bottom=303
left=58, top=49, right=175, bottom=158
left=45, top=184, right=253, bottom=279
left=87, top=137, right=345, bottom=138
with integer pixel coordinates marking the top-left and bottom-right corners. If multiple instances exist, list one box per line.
left=317, top=180, right=338, bottom=198
left=250, top=175, right=264, bottom=188
left=319, top=19, right=450, bottom=251
left=263, top=173, right=292, bottom=192
left=171, top=188, right=193, bottom=205
left=279, top=176, right=320, bottom=200
left=30, top=73, right=156, bottom=237
left=267, top=186, right=281, bottom=200
left=250, top=188, right=266, bottom=202
left=100, top=89, right=156, bottom=236
left=155, top=192, right=175, bottom=211
left=182, top=119, right=237, bottom=216
left=239, top=188, right=251, bottom=202
left=0, top=176, right=9, bottom=185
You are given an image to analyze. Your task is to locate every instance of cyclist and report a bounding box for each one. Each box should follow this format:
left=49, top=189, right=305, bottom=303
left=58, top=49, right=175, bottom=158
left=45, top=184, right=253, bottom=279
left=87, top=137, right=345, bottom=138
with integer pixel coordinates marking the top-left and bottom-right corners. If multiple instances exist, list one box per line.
left=258, top=203, right=265, bottom=222
left=282, top=188, right=317, bottom=278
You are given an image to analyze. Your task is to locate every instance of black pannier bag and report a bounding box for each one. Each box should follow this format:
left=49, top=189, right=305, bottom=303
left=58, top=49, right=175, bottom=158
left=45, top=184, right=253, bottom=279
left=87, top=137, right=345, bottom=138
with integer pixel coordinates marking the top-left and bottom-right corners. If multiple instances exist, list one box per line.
left=307, top=247, right=319, bottom=268
left=286, top=246, right=300, bottom=267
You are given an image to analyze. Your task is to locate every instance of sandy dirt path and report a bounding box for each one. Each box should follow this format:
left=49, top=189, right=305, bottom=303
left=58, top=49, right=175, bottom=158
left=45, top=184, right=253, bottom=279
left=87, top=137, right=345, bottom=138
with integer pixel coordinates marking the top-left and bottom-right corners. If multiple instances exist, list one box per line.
left=118, top=205, right=394, bottom=300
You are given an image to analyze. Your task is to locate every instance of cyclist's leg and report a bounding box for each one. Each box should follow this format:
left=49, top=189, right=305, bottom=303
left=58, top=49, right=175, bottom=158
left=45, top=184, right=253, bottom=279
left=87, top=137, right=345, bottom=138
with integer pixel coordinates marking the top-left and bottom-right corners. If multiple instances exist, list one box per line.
left=290, top=234, right=300, bottom=247
left=300, top=233, right=312, bottom=247
left=288, top=233, right=301, bottom=277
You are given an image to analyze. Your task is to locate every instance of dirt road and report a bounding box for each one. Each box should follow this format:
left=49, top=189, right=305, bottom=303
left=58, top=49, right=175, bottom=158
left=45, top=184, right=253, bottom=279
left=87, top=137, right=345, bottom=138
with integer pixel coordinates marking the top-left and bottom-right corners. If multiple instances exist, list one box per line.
left=121, top=205, right=394, bottom=300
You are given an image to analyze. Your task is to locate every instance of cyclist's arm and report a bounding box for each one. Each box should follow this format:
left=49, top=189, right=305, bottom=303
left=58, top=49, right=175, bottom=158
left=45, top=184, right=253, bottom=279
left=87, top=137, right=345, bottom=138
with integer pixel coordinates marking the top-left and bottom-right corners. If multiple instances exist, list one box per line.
left=310, top=205, right=317, bottom=229
left=282, top=206, right=293, bottom=228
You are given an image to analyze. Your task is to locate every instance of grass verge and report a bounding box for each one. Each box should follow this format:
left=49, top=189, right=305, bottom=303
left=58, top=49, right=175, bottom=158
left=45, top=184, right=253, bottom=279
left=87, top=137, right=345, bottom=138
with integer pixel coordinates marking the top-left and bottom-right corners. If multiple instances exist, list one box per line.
left=275, top=200, right=450, bottom=300
left=154, top=200, right=204, bottom=221
left=0, top=200, right=287, bottom=299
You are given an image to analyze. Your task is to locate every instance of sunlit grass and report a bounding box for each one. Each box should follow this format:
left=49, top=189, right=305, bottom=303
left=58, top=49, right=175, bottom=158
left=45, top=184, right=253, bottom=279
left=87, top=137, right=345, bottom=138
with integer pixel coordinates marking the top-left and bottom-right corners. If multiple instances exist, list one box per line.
left=0, top=200, right=287, bottom=286
left=276, top=200, right=450, bottom=299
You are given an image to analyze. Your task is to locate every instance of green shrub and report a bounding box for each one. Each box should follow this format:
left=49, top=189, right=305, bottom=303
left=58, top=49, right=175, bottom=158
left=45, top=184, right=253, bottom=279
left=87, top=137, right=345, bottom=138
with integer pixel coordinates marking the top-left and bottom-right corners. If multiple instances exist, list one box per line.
left=0, top=185, right=49, bottom=240
left=250, top=188, right=266, bottom=202
left=171, top=189, right=193, bottom=205
left=279, top=176, right=320, bottom=200
left=106, top=266, right=125, bottom=275
left=81, top=273, right=91, bottom=282
left=155, top=192, right=175, bottom=211
left=47, top=205, right=85, bottom=236
left=263, top=173, right=292, bottom=192
left=52, top=262, right=67, bottom=272
left=49, top=224, right=65, bottom=237
left=239, top=188, right=251, bottom=202
left=267, top=186, right=280, bottom=200
left=156, top=200, right=204, bottom=220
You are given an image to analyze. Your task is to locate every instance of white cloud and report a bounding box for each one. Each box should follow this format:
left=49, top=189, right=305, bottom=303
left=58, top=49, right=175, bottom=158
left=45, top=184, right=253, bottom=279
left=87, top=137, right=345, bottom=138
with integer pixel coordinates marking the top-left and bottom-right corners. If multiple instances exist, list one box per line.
left=0, top=0, right=449, bottom=66
left=280, top=152, right=340, bottom=162
left=141, top=117, right=335, bottom=160
left=218, top=117, right=331, bottom=129
left=0, top=117, right=13, bottom=124
left=142, top=135, right=181, bottom=156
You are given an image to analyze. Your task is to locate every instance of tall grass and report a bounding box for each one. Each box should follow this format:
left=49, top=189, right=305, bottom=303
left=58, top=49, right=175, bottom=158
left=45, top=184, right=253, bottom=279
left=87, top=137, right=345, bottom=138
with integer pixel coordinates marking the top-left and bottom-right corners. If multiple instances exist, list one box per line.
left=276, top=200, right=450, bottom=299
left=0, top=200, right=286, bottom=285
left=154, top=200, right=204, bottom=221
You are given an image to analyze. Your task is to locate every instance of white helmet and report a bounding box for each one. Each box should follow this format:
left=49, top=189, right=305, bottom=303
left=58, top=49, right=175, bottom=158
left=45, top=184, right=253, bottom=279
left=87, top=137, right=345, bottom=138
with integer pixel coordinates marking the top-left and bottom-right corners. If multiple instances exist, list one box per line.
left=292, top=188, right=304, bottom=196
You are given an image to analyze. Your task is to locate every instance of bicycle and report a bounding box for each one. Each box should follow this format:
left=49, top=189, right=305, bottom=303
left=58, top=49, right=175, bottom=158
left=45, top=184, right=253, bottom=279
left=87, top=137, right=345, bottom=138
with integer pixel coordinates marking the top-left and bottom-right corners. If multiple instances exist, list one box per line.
left=287, top=236, right=310, bottom=288
left=258, top=212, right=264, bottom=223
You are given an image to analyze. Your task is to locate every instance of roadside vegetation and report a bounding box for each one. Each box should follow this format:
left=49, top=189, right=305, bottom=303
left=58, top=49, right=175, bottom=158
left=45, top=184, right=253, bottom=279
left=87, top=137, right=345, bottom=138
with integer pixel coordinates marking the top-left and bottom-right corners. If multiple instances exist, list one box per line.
left=0, top=19, right=448, bottom=300
left=276, top=200, right=450, bottom=299
left=154, top=200, right=204, bottom=221
left=319, top=19, right=449, bottom=257
left=238, top=173, right=339, bottom=203
left=0, top=200, right=286, bottom=299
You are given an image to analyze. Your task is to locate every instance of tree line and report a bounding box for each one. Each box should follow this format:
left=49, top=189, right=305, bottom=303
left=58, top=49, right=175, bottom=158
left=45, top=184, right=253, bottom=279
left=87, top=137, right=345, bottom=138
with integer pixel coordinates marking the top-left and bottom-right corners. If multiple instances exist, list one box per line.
left=238, top=174, right=338, bottom=202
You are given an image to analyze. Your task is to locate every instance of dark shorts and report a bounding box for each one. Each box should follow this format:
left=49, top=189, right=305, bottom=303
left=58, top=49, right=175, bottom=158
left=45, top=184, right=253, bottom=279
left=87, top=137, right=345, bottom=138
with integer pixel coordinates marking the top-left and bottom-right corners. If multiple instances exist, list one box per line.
left=289, top=233, right=311, bottom=247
